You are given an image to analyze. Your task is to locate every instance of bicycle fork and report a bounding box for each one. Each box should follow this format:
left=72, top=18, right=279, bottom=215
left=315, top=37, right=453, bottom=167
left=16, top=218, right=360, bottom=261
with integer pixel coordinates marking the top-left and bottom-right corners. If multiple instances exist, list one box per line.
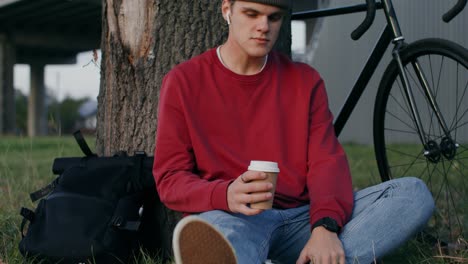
left=383, top=0, right=458, bottom=163
left=392, top=43, right=459, bottom=162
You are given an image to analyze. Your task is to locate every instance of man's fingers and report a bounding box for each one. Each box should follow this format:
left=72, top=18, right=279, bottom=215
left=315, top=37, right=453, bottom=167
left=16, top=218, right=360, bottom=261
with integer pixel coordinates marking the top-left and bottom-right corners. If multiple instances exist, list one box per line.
left=237, top=204, right=262, bottom=216
left=295, top=252, right=309, bottom=264
left=228, top=171, right=274, bottom=215
left=240, top=181, right=273, bottom=193
left=340, top=254, right=345, bottom=264
left=240, top=171, right=267, bottom=183
left=296, top=252, right=343, bottom=264
left=239, top=192, right=272, bottom=204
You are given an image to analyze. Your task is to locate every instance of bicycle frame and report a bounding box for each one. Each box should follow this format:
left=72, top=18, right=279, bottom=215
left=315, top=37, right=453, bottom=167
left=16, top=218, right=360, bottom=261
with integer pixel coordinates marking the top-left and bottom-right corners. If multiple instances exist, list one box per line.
left=292, top=0, right=455, bottom=156
left=292, top=2, right=391, bottom=137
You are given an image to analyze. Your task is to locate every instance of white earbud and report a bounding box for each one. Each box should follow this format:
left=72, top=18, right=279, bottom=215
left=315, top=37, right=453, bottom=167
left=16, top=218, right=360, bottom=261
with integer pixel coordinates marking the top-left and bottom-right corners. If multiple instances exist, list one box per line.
left=226, top=11, right=231, bottom=25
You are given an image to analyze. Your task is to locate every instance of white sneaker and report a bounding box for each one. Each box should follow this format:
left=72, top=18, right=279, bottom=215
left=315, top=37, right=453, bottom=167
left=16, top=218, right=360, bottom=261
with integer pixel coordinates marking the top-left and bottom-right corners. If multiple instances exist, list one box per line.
left=173, top=216, right=237, bottom=264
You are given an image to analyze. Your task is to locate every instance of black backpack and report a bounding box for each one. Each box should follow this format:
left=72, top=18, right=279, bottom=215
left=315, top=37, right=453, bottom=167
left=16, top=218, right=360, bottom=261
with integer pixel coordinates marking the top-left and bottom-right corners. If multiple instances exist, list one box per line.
left=18, top=131, right=171, bottom=263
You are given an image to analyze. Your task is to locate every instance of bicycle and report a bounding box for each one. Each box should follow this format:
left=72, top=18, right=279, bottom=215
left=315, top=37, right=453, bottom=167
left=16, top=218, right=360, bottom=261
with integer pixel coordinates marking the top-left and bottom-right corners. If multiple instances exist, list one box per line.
left=292, top=0, right=468, bottom=251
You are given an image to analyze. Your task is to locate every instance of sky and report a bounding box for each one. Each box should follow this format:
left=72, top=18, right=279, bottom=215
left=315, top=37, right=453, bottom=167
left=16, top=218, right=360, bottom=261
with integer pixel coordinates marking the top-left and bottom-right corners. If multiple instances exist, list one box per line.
left=13, top=21, right=306, bottom=102
left=14, top=51, right=102, bottom=102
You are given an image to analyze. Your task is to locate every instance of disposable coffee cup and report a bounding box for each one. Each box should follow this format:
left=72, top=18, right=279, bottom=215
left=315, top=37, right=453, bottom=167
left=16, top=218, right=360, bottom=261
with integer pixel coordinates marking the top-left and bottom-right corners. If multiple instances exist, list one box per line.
left=247, top=160, right=280, bottom=210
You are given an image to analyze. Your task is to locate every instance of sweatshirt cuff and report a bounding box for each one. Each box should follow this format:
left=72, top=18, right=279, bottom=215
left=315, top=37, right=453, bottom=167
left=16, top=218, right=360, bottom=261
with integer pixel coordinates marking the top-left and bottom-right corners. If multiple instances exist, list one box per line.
left=309, top=209, right=344, bottom=231
left=210, top=180, right=233, bottom=211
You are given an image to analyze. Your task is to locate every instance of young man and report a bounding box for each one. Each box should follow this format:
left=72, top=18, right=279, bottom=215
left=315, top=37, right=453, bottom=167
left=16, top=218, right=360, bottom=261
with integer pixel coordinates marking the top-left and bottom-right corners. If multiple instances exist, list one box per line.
left=153, top=0, right=435, bottom=263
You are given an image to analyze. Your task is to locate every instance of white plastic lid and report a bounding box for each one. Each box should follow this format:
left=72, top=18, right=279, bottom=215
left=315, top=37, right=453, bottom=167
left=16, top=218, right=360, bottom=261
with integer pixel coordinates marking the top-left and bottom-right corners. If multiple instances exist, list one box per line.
left=248, top=160, right=280, bottom=173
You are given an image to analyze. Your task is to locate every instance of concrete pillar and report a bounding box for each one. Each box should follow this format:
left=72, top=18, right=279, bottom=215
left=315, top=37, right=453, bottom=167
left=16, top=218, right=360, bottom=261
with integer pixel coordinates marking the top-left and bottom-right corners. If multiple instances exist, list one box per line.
left=291, top=1, right=321, bottom=52
left=0, top=34, right=16, bottom=134
left=28, top=62, right=47, bottom=136
left=305, top=20, right=317, bottom=46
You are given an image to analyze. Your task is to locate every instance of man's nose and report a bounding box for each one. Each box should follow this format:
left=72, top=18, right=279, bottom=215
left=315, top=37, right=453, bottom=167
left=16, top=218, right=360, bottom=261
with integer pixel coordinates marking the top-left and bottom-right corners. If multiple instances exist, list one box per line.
left=257, top=16, right=269, bottom=32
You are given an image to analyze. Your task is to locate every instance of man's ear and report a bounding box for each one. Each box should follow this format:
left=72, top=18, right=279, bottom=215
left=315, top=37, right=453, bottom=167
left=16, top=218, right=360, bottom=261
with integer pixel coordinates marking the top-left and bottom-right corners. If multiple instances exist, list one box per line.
left=226, top=11, right=231, bottom=25
left=221, top=0, right=231, bottom=24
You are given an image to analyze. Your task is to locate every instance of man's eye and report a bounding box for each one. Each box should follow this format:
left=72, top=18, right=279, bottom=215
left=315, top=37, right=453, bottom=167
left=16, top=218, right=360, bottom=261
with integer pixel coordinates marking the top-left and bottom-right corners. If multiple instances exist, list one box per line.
left=246, top=12, right=257, bottom=17
left=269, top=14, right=283, bottom=22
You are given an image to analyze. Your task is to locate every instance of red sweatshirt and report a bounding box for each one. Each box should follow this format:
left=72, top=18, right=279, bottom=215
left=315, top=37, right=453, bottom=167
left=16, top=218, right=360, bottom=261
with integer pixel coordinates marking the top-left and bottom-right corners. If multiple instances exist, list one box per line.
left=153, top=48, right=353, bottom=227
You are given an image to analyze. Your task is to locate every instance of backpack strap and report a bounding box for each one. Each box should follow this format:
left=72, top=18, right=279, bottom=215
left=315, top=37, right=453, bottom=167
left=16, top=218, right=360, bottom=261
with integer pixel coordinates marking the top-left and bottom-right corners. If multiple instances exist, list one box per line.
left=29, top=179, right=58, bottom=202
left=20, top=207, right=35, bottom=237
left=111, top=216, right=141, bottom=231
left=73, top=130, right=97, bottom=157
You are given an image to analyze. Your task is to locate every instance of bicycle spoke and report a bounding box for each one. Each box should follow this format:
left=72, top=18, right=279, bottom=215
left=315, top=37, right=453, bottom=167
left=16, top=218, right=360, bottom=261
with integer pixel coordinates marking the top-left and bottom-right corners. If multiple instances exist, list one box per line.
left=393, top=83, right=415, bottom=126
left=389, top=161, right=434, bottom=170
left=385, top=110, right=417, bottom=132
left=408, top=62, right=438, bottom=134
left=388, top=92, right=414, bottom=120
left=430, top=157, right=466, bottom=240
left=391, top=157, right=420, bottom=178
left=433, top=169, right=447, bottom=208
left=444, top=179, right=454, bottom=240
left=429, top=55, right=436, bottom=95
left=395, top=77, right=422, bottom=133
left=386, top=152, right=429, bottom=172
left=450, top=120, right=468, bottom=134
left=424, top=162, right=434, bottom=190
left=451, top=108, right=468, bottom=130
left=453, top=63, right=459, bottom=141
left=427, top=55, right=440, bottom=136
left=429, top=55, right=445, bottom=138
left=385, top=148, right=425, bottom=161
left=455, top=151, right=468, bottom=161
left=450, top=160, right=468, bottom=196
left=443, top=160, right=465, bottom=240
left=384, top=127, right=419, bottom=135
left=457, top=144, right=468, bottom=154
left=436, top=56, right=444, bottom=100
left=450, top=74, right=468, bottom=133
left=451, top=63, right=461, bottom=136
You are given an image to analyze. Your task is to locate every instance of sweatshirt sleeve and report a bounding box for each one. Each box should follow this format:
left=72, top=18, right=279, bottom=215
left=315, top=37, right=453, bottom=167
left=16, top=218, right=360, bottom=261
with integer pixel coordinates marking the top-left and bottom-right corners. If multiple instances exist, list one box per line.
left=153, top=70, right=231, bottom=213
left=306, top=77, right=354, bottom=228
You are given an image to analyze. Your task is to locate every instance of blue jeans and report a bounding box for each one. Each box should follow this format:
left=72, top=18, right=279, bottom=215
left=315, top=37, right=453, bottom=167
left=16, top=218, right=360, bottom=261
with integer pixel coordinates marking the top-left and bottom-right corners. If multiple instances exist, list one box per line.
left=198, top=177, right=435, bottom=264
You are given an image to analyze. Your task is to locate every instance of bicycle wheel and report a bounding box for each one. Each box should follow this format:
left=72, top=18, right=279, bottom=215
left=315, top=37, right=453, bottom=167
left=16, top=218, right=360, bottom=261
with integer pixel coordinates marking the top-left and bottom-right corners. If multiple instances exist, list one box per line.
left=374, top=38, right=468, bottom=246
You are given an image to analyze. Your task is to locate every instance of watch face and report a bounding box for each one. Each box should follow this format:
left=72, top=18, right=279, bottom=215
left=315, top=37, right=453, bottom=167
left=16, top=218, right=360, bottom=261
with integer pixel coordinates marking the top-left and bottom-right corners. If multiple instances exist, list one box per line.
left=323, top=218, right=339, bottom=232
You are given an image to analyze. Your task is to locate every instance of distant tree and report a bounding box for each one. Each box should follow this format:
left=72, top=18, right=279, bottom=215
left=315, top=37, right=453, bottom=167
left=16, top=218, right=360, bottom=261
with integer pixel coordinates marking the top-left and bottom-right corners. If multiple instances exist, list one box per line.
left=48, top=97, right=88, bottom=134
left=15, top=88, right=89, bottom=135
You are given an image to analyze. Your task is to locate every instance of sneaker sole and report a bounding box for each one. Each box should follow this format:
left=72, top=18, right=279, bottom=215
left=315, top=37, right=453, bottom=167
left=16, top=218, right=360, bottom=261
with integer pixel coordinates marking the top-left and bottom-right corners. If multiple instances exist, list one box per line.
left=173, top=216, right=237, bottom=264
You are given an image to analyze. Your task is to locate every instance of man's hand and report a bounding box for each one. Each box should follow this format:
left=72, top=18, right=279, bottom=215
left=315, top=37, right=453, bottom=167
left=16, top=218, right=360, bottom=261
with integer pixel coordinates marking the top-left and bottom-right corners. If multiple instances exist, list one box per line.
left=227, top=171, right=273, bottom=215
left=296, top=227, right=345, bottom=264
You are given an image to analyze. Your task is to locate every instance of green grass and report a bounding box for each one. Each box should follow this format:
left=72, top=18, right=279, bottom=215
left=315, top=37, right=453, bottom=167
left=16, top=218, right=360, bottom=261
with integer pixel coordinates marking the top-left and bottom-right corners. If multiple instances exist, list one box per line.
left=344, top=143, right=383, bottom=188
left=0, top=136, right=96, bottom=264
left=0, top=136, right=466, bottom=263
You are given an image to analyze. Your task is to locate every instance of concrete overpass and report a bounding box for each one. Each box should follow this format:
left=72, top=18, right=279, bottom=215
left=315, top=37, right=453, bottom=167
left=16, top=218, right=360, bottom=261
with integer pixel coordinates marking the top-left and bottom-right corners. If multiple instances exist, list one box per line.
left=0, top=0, right=101, bottom=136
left=0, top=0, right=318, bottom=136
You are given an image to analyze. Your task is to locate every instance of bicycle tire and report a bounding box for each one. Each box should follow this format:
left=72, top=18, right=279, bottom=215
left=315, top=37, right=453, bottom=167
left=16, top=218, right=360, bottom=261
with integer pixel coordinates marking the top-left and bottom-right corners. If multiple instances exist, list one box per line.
left=373, top=38, right=468, bottom=246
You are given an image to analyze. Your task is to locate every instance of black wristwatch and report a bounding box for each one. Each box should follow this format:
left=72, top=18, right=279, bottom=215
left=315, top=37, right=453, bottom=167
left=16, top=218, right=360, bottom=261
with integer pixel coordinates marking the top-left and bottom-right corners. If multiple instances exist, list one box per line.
left=311, top=217, right=341, bottom=233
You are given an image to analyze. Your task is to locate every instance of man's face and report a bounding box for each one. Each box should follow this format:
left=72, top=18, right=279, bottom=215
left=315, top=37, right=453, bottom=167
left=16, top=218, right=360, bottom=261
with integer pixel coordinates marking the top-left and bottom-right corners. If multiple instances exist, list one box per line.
left=223, top=1, right=285, bottom=58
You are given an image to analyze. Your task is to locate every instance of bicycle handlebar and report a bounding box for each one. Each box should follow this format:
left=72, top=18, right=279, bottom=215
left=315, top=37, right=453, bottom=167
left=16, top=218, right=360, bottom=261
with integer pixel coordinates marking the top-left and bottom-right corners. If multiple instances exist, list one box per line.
left=351, top=0, right=376, bottom=40
left=292, top=0, right=465, bottom=41
left=443, top=0, right=467, bottom=22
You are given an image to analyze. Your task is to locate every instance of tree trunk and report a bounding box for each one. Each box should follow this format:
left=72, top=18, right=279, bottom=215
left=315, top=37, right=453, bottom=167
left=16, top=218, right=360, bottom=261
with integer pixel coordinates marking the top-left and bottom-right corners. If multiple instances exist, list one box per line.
left=97, top=0, right=290, bottom=259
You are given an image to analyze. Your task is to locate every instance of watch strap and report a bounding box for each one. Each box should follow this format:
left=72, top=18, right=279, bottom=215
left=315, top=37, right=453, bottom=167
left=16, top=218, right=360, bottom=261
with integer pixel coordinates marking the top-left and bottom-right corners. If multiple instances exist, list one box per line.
left=311, top=217, right=341, bottom=233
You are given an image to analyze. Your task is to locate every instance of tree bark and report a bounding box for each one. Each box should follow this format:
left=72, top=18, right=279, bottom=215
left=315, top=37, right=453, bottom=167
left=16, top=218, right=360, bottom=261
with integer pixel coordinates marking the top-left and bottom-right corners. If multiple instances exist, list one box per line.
left=97, top=0, right=227, bottom=154
left=98, top=0, right=290, bottom=259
